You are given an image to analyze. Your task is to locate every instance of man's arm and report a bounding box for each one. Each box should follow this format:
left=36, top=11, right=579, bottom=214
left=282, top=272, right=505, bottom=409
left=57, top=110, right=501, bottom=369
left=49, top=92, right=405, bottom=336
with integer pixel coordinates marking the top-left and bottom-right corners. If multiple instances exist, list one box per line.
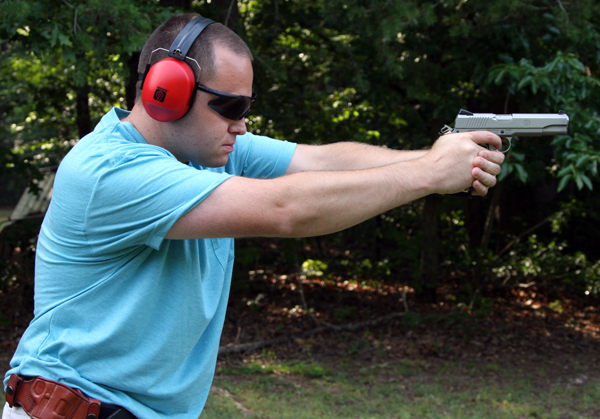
left=165, top=131, right=504, bottom=240
left=285, top=142, right=427, bottom=174
left=286, top=136, right=504, bottom=194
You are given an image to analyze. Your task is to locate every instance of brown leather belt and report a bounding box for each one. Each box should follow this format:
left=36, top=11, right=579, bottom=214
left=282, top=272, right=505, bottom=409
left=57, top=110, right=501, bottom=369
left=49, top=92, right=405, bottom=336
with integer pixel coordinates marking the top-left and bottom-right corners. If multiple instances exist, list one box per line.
left=5, top=374, right=135, bottom=419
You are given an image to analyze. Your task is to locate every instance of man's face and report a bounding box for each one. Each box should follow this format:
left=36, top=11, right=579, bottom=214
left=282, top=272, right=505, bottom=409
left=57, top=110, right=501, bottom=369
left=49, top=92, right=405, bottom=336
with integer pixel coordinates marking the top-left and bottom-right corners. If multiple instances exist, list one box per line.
left=169, top=45, right=254, bottom=167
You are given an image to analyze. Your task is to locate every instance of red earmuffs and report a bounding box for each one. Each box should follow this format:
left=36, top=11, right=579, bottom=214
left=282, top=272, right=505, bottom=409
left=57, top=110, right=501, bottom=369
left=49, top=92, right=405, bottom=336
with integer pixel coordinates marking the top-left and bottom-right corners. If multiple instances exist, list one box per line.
left=140, top=16, right=216, bottom=122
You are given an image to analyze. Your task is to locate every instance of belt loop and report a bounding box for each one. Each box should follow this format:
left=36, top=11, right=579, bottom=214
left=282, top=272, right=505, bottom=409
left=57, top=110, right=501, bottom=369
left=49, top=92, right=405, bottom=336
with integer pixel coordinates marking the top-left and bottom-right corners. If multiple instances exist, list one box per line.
left=87, top=397, right=101, bottom=419
left=5, top=374, right=23, bottom=407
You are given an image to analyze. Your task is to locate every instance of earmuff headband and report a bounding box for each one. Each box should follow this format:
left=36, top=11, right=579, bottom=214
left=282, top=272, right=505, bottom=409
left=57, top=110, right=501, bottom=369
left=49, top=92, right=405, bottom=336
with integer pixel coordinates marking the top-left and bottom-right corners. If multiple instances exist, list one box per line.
left=169, top=16, right=216, bottom=60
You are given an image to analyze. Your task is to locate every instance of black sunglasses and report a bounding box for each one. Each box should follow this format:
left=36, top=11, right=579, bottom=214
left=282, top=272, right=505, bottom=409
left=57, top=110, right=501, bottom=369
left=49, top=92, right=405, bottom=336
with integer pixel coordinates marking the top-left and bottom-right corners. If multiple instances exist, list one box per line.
left=197, top=84, right=257, bottom=120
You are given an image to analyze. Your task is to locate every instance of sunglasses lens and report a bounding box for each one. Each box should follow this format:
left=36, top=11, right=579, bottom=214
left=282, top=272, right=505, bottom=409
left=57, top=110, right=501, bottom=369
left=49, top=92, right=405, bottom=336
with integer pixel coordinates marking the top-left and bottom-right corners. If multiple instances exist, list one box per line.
left=208, top=96, right=253, bottom=120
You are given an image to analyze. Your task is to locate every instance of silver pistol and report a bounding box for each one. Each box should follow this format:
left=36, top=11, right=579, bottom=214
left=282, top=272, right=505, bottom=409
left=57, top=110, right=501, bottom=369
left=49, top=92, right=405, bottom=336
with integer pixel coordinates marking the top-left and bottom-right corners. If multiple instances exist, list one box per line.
left=440, top=109, right=570, bottom=152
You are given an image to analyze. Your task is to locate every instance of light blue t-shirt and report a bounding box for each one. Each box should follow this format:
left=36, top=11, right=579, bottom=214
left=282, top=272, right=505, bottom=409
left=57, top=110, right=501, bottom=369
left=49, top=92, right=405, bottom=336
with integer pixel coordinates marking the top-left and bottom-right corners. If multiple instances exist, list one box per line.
left=5, top=107, right=297, bottom=419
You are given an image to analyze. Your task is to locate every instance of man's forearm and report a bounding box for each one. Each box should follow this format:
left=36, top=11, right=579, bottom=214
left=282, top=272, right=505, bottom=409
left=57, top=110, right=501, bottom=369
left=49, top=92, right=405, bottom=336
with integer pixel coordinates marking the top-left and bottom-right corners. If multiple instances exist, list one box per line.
left=286, top=142, right=427, bottom=174
left=170, top=157, right=435, bottom=240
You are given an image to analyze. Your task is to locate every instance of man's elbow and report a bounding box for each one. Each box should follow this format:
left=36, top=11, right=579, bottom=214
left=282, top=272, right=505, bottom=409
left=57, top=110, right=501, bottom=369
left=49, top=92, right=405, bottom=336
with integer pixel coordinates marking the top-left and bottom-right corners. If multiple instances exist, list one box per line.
left=265, top=203, right=319, bottom=238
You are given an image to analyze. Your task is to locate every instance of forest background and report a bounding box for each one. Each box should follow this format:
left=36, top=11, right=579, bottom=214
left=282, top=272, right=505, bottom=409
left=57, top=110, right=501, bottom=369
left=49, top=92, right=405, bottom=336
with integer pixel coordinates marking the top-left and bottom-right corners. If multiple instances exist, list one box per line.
left=0, top=1, right=600, bottom=415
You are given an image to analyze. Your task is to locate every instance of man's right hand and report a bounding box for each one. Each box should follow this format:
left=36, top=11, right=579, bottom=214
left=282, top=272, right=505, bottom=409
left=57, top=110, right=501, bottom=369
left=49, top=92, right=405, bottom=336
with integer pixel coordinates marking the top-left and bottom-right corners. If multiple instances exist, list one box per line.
left=423, top=130, right=504, bottom=196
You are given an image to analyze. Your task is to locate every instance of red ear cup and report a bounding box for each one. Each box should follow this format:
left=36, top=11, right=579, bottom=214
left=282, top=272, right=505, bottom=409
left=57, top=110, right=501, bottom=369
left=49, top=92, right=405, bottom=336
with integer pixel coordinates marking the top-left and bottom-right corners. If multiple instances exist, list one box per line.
left=141, top=58, right=197, bottom=122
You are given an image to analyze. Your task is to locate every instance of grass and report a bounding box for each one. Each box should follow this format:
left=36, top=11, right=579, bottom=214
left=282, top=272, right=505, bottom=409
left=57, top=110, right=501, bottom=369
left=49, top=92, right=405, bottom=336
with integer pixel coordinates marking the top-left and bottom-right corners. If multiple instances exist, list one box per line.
left=202, top=357, right=600, bottom=419
left=1, top=358, right=597, bottom=418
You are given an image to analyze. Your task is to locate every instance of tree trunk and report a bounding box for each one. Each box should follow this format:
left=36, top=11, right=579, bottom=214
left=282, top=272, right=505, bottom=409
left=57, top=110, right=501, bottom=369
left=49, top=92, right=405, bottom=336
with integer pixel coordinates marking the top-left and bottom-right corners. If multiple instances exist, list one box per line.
left=158, top=0, right=191, bottom=9
left=75, top=85, right=91, bottom=138
left=465, top=195, right=484, bottom=248
left=416, top=194, right=441, bottom=303
left=481, top=180, right=504, bottom=251
left=210, top=0, right=244, bottom=34
left=126, top=52, right=140, bottom=111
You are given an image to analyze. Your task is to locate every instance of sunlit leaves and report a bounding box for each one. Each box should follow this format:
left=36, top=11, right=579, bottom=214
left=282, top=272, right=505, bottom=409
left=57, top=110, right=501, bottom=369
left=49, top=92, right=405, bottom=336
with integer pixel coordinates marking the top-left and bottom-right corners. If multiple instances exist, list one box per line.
left=0, top=0, right=172, bottom=177
left=489, top=50, right=600, bottom=191
left=2, top=0, right=600, bottom=199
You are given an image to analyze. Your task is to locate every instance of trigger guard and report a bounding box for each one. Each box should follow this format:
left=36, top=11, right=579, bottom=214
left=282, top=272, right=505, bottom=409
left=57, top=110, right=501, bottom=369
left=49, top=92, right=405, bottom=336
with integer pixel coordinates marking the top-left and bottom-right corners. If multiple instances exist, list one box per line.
left=488, top=137, right=511, bottom=153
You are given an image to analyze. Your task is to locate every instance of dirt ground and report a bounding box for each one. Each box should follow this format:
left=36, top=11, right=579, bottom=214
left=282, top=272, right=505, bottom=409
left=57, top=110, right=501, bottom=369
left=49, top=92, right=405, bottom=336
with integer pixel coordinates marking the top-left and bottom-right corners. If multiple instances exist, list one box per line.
left=214, top=272, right=600, bottom=387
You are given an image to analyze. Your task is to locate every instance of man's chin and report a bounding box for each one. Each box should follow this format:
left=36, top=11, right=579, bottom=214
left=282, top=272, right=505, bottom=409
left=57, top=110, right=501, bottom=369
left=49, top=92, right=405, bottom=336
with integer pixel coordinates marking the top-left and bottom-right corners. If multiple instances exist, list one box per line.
left=198, top=155, right=230, bottom=168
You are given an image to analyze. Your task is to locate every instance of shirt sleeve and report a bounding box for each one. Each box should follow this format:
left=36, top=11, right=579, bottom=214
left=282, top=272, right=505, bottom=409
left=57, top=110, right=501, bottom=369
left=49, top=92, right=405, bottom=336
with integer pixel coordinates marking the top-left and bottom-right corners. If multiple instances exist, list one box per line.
left=83, top=132, right=296, bottom=254
left=223, top=132, right=297, bottom=178
left=84, top=150, right=232, bottom=253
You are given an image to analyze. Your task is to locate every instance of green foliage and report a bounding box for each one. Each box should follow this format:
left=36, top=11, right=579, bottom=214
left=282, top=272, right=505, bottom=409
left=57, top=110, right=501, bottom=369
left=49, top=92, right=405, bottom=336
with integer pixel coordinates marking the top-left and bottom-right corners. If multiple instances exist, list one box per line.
left=246, top=0, right=600, bottom=192
left=450, top=283, right=495, bottom=318
left=0, top=0, right=173, bottom=178
left=3, top=0, right=600, bottom=186
left=301, top=259, right=328, bottom=278
left=548, top=299, right=564, bottom=313
left=493, top=234, right=600, bottom=293
left=489, top=52, right=600, bottom=190
left=3, top=0, right=600, bottom=301
left=340, top=257, right=392, bottom=280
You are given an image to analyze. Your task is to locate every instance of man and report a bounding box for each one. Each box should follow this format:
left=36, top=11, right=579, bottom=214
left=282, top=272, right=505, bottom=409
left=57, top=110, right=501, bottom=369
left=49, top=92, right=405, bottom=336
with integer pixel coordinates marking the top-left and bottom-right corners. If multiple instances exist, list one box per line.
left=3, top=13, right=504, bottom=419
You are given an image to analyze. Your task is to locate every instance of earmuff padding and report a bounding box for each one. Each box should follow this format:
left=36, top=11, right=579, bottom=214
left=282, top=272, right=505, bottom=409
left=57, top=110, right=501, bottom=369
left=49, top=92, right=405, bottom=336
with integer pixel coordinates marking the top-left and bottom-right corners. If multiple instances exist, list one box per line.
left=141, top=58, right=197, bottom=122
